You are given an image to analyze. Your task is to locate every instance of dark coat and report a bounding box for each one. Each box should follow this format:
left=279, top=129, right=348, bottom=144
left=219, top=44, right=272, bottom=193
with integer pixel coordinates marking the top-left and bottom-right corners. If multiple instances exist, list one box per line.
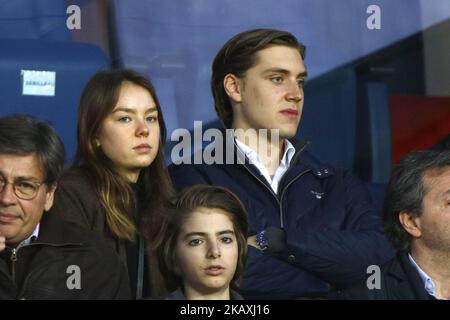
left=169, top=138, right=394, bottom=299
left=0, top=213, right=130, bottom=299
left=341, top=252, right=434, bottom=300
left=50, top=168, right=126, bottom=260
left=49, top=168, right=166, bottom=299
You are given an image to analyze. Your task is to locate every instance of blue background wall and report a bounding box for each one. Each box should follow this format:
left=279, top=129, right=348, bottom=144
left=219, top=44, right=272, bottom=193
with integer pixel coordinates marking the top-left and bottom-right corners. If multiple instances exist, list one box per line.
left=0, top=0, right=449, bottom=179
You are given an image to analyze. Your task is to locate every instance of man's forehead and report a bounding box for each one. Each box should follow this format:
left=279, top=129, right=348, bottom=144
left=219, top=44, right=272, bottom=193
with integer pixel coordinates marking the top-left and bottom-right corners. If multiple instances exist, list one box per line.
left=253, top=45, right=306, bottom=73
left=0, top=153, right=44, bottom=180
left=423, top=166, right=450, bottom=193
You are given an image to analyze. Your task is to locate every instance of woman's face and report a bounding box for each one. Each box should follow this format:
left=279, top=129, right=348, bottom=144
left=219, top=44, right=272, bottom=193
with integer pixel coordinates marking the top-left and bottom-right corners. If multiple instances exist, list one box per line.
left=175, top=207, right=239, bottom=299
left=95, top=81, right=160, bottom=182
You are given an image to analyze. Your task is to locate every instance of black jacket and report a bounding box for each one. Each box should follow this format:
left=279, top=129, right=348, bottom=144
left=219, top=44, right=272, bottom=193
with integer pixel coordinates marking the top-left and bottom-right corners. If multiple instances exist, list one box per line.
left=342, top=252, right=433, bottom=300
left=0, top=212, right=131, bottom=299
left=50, top=168, right=167, bottom=299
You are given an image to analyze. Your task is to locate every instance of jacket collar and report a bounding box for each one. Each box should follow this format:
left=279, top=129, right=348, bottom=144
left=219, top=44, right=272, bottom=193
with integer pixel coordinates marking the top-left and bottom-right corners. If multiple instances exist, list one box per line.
left=289, top=138, right=335, bottom=177
left=192, top=129, right=335, bottom=188
left=33, top=211, right=82, bottom=247
left=386, top=251, right=432, bottom=300
left=217, top=128, right=334, bottom=177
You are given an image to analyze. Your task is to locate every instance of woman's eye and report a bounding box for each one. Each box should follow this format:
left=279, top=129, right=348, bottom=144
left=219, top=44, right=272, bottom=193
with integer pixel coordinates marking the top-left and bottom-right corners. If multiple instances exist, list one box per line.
left=118, top=116, right=131, bottom=123
left=270, top=76, right=283, bottom=84
left=188, top=239, right=203, bottom=246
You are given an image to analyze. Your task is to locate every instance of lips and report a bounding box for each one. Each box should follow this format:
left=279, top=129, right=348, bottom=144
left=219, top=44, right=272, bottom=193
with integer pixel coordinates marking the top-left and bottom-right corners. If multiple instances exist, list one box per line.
left=133, top=144, right=152, bottom=153
left=205, top=265, right=225, bottom=276
left=0, top=212, right=20, bottom=223
left=280, top=109, right=299, bottom=119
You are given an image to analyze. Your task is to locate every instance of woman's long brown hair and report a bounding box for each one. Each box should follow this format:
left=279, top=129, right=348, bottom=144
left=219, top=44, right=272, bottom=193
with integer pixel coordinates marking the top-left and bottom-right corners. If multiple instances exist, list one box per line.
left=74, top=69, right=174, bottom=240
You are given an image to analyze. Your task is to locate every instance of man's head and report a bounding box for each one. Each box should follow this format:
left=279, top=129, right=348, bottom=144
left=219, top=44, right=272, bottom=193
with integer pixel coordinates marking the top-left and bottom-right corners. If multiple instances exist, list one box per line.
left=384, top=150, right=450, bottom=254
left=0, top=115, right=65, bottom=247
left=211, top=28, right=307, bottom=138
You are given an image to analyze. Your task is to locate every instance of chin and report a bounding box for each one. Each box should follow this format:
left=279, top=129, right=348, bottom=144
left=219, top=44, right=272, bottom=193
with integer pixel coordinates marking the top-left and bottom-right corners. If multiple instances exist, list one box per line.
left=279, top=129, right=297, bottom=140
left=0, top=225, right=17, bottom=236
left=271, top=122, right=298, bottom=139
left=136, top=157, right=156, bottom=167
left=205, top=278, right=229, bottom=289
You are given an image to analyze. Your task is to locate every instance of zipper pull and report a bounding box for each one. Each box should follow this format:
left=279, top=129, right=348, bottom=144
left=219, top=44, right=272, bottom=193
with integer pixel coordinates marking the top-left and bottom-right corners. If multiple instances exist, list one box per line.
left=10, top=248, right=17, bottom=281
left=10, top=248, right=17, bottom=262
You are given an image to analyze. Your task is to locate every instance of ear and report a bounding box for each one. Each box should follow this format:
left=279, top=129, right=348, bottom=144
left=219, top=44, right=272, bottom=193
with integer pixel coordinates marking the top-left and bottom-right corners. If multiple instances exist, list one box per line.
left=223, top=73, right=243, bottom=103
left=44, top=183, right=57, bottom=212
left=94, top=137, right=101, bottom=147
left=399, top=211, right=422, bottom=238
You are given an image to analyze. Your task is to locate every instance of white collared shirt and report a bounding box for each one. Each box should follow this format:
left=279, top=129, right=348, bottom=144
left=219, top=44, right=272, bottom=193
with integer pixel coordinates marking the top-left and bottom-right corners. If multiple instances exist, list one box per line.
left=235, top=138, right=296, bottom=194
left=16, top=224, right=40, bottom=250
left=408, top=253, right=449, bottom=300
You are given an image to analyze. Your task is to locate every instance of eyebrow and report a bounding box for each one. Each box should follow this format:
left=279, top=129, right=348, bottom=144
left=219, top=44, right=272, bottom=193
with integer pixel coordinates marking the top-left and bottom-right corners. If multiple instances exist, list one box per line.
left=0, top=173, right=40, bottom=182
left=263, top=68, right=308, bottom=78
left=183, top=229, right=235, bottom=239
left=112, top=107, right=158, bottom=114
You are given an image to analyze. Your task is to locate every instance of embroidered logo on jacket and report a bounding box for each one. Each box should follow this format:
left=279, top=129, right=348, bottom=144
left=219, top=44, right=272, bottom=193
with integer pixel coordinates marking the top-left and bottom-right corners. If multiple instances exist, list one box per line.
left=310, top=190, right=324, bottom=199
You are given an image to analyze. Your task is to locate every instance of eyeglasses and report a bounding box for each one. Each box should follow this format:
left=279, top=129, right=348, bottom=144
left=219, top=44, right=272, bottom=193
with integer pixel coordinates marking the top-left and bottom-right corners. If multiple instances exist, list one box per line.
left=0, top=177, right=43, bottom=200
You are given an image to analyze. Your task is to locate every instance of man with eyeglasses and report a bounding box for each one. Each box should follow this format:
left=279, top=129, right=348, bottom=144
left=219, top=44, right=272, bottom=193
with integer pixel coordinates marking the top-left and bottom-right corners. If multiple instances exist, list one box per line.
left=0, top=115, right=130, bottom=299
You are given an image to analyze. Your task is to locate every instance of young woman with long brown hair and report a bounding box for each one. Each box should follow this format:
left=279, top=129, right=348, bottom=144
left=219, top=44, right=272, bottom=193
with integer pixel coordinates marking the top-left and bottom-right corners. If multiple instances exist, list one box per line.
left=51, top=69, right=174, bottom=299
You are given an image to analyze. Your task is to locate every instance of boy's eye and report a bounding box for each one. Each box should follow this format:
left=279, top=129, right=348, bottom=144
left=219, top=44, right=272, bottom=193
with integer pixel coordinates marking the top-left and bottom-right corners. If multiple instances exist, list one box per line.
left=188, top=239, right=203, bottom=246
left=221, top=236, right=233, bottom=244
left=146, top=116, right=157, bottom=123
left=270, top=76, right=283, bottom=84
left=297, top=79, right=305, bottom=88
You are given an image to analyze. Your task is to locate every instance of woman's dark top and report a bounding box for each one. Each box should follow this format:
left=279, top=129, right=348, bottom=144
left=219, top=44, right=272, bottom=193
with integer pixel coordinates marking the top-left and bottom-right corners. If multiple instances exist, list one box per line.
left=50, top=168, right=166, bottom=298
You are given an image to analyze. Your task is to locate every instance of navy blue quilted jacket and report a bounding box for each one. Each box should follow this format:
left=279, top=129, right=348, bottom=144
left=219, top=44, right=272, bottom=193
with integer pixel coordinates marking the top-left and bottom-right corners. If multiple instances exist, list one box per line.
left=169, top=138, right=394, bottom=299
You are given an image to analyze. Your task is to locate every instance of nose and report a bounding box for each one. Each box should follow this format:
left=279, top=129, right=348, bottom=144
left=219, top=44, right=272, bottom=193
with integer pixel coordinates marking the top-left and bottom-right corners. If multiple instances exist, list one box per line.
left=0, top=182, right=18, bottom=206
left=207, top=240, right=221, bottom=259
left=286, top=80, right=303, bottom=102
left=135, top=119, right=149, bottom=137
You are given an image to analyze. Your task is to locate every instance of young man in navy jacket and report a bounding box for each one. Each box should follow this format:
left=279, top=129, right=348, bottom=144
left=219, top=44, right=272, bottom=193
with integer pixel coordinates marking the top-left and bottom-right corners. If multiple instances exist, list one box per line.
left=169, top=28, right=394, bottom=299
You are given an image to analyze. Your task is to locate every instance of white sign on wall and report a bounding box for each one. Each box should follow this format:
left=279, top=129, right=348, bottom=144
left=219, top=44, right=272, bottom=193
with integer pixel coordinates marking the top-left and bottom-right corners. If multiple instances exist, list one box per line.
left=21, top=70, right=56, bottom=96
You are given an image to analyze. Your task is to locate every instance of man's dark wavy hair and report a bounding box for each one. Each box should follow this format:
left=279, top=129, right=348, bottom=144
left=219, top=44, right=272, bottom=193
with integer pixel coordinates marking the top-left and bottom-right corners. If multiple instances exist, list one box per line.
left=383, top=149, right=450, bottom=251
left=0, top=115, right=65, bottom=186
